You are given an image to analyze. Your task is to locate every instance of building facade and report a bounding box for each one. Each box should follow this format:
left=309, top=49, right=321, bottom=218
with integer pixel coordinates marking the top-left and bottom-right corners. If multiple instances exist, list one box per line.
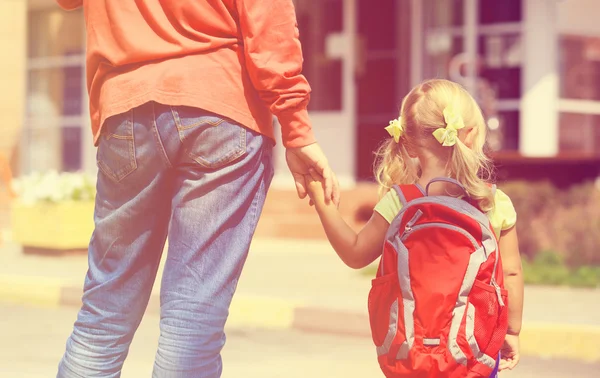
left=3, top=0, right=600, bottom=186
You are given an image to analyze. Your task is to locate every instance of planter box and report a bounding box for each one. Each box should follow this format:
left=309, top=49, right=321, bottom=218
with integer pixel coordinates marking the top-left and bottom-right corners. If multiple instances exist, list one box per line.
left=11, top=200, right=95, bottom=252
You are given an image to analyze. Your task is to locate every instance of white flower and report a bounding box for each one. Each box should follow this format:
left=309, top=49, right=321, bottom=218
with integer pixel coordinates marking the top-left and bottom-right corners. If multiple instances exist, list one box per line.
left=12, top=170, right=96, bottom=204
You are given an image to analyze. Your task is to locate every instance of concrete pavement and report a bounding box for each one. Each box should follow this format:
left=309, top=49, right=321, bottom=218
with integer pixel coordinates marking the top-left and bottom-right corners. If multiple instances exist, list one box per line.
left=1, top=236, right=600, bottom=362
left=2, top=303, right=600, bottom=378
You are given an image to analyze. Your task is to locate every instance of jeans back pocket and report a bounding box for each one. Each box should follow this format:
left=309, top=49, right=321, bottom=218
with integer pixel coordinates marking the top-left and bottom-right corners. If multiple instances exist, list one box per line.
left=171, top=106, right=247, bottom=169
left=97, top=110, right=137, bottom=182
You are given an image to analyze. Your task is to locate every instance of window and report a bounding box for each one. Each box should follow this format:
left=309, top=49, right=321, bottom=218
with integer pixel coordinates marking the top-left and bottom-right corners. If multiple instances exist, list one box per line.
left=420, top=0, right=522, bottom=152
left=478, top=0, right=522, bottom=25
left=424, top=0, right=465, bottom=28
left=355, top=0, right=412, bottom=179
left=24, top=8, right=86, bottom=173
left=478, top=33, right=522, bottom=99
left=357, top=0, right=404, bottom=115
left=296, top=0, right=343, bottom=111
left=560, top=35, right=600, bottom=101
left=558, top=35, right=600, bottom=155
left=559, top=113, right=600, bottom=155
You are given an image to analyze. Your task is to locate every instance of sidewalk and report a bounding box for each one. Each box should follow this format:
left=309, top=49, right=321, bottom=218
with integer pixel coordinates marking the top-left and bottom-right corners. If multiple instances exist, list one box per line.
left=1, top=235, right=600, bottom=362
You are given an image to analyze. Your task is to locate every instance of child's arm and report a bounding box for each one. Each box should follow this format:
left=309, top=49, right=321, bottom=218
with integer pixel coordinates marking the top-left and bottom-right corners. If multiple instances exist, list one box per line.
left=498, top=226, right=524, bottom=371
left=306, top=170, right=388, bottom=269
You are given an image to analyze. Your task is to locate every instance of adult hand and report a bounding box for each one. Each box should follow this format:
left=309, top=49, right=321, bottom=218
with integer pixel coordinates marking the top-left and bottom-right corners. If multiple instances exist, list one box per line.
left=305, top=168, right=326, bottom=207
left=285, top=143, right=340, bottom=207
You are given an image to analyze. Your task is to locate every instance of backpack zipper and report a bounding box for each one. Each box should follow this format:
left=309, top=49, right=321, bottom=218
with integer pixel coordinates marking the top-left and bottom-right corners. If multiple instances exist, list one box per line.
left=403, top=210, right=423, bottom=234
left=401, top=221, right=505, bottom=307
left=489, top=239, right=504, bottom=306
left=491, top=277, right=505, bottom=307
left=401, top=222, right=479, bottom=250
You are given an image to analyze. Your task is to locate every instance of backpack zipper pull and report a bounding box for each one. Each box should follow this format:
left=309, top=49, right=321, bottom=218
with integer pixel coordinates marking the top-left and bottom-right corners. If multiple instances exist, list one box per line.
left=403, top=209, right=423, bottom=235
left=491, top=278, right=505, bottom=307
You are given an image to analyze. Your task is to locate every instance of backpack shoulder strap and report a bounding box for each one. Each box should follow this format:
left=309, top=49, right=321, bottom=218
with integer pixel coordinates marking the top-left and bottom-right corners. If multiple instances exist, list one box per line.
left=379, top=184, right=425, bottom=275
left=392, top=184, right=425, bottom=207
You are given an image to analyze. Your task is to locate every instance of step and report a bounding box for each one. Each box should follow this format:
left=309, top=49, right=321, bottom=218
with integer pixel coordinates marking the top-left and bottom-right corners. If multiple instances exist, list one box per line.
left=257, top=184, right=380, bottom=239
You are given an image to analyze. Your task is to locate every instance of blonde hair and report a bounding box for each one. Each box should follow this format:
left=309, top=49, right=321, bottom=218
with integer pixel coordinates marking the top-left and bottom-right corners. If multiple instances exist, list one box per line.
left=374, top=79, right=495, bottom=212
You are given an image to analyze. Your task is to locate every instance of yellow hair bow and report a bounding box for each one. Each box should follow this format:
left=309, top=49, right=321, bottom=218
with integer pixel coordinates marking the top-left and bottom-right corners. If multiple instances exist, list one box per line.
left=385, top=117, right=404, bottom=143
left=433, top=106, right=465, bottom=146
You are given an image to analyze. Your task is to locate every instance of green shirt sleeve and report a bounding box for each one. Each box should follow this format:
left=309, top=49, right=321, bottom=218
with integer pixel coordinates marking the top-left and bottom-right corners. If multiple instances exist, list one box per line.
left=489, top=188, right=517, bottom=236
left=374, top=189, right=404, bottom=224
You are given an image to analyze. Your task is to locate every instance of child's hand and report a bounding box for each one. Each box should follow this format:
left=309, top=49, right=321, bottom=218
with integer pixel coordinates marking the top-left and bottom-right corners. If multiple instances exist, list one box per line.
left=499, top=334, right=520, bottom=371
left=305, top=169, right=326, bottom=207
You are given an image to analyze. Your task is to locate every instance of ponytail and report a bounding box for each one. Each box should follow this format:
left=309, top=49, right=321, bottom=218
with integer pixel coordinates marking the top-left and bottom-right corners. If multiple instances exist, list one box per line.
left=450, top=140, right=495, bottom=212
left=374, top=138, right=418, bottom=198
left=375, top=79, right=496, bottom=211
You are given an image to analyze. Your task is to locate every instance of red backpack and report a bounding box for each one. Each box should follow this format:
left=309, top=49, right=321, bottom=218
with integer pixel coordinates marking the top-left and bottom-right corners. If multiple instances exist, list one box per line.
left=368, top=178, right=508, bottom=378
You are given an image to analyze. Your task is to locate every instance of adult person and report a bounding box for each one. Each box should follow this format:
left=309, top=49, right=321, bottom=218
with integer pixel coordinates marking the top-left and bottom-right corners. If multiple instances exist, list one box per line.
left=55, top=1, right=339, bottom=377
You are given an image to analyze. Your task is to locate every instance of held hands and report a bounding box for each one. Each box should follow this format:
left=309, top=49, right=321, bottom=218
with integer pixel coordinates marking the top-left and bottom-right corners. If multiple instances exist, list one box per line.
left=286, top=143, right=340, bottom=207
left=499, top=334, right=520, bottom=371
left=305, top=168, right=328, bottom=208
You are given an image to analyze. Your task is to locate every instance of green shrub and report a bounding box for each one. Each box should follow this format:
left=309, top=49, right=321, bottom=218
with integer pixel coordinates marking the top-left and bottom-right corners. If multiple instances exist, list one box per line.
left=522, top=251, right=570, bottom=286
left=568, top=266, right=600, bottom=288
left=522, top=251, right=600, bottom=288
left=500, top=180, right=600, bottom=267
left=498, top=181, right=558, bottom=258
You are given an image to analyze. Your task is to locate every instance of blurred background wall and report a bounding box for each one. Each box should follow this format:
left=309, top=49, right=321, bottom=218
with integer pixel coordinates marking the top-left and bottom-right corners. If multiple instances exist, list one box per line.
left=0, top=0, right=26, bottom=173
left=0, top=0, right=598, bottom=293
left=3, top=0, right=599, bottom=187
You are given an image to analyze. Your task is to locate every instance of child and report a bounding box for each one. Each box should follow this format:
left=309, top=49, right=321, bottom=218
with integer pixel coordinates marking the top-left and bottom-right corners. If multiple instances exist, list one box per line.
left=305, top=79, right=523, bottom=377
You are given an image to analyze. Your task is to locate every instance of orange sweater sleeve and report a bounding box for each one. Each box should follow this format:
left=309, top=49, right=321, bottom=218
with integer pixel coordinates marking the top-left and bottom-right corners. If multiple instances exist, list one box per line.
left=55, top=0, right=82, bottom=10
left=236, top=0, right=316, bottom=148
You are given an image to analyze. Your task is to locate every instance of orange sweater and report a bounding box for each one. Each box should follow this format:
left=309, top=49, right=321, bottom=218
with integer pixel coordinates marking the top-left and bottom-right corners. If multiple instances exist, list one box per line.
left=56, top=0, right=315, bottom=148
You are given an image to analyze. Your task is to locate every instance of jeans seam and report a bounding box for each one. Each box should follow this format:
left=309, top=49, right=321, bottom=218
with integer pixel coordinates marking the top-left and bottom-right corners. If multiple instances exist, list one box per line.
left=96, top=110, right=137, bottom=183
left=170, top=106, right=186, bottom=144
left=249, top=146, right=269, bottom=229
left=176, top=118, right=225, bottom=131
left=128, top=111, right=137, bottom=173
left=240, top=127, right=247, bottom=161
left=152, top=103, right=173, bottom=168
left=170, top=107, right=226, bottom=132
left=225, top=145, right=270, bottom=295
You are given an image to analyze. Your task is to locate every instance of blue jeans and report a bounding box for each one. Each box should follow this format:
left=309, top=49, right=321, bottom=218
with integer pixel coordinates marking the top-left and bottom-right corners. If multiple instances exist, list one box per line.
left=57, top=102, right=274, bottom=377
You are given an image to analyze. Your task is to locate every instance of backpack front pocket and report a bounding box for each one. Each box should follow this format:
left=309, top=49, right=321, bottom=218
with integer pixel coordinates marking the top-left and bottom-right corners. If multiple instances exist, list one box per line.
left=368, top=273, right=405, bottom=354
left=467, top=280, right=508, bottom=359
